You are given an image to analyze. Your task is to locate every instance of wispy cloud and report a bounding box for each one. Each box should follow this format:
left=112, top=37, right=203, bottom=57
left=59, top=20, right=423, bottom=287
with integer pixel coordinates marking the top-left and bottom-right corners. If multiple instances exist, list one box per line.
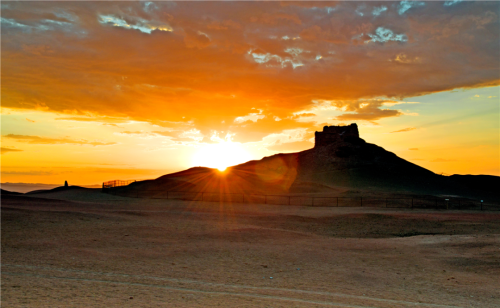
left=365, top=27, right=408, bottom=43
left=3, top=134, right=116, bottom=146
left=1, top=147, right=23, bottom=154
left=398, top=0, right=425, bottom=15
left=391, top=127, right=417, bottom=133
left=98, top=15, right=172, bottom=34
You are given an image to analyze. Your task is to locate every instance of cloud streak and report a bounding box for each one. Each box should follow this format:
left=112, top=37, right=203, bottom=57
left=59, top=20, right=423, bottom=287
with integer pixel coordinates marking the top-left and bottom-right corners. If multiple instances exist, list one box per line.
left=3, top=134, right=117, bottom=146
left=391, top=127, right=417, bottom=133
left=1, top=147, right=23, bottom=154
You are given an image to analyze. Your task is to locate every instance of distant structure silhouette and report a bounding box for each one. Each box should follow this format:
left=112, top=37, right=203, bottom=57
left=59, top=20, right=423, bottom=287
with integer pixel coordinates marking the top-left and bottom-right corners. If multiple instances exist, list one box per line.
left=314, top=123, right=359, bottom=147
left=64, top=180, right=68, bottom=187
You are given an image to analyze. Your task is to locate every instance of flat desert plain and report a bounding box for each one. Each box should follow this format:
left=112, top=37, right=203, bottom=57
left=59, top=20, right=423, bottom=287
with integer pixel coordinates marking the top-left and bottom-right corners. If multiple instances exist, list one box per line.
left=2, top=191, right=500, bottom=307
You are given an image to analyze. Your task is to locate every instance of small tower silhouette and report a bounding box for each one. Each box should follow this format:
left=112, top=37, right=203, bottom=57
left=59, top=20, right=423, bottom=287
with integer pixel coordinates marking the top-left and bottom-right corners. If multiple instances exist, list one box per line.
left=64, top=180, right=68, bottom=187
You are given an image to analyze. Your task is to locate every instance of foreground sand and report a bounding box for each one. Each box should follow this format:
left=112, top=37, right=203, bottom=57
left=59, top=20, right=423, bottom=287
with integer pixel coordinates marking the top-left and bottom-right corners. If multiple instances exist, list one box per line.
left=2, top=192, right=500, bottom=307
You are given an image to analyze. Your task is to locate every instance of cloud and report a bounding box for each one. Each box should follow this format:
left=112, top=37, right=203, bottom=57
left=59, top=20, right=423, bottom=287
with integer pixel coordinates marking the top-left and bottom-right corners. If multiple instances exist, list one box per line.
left=1, top=170, right=57, bottom=176
left=234, top=110, right=265, bottom=123
left=398, top=1, right=425, bottom=15
left=327, top=100, right=404, bottom=123
left=116, top=130, right=199, bottom=143
left=444, top=0, right=462, bottom=7
left=98, top=14, right=172, bottom=34
left=1, top=147, right=23, bottom=154
left=55, top=116, right=134, bottom=124
left=1, top=1, right=498, bottom=141
left=365, top=27, right=408, bottom=43
left=249, top=49, right=303, bottom=69
left=1, top=14, right=86, bottom=36
left=26, top=118, right=35, bottom=122
left=230, top=115, right=316, bottom=143
left=372, top=6, right=387, bottom=17
left=409, top=148, right=419, bottom=150
left=116, top=130, right=159, bottom=138
left=266, top=140, right=313, bottom=152
left=184, top=29, right=211, bottom=48
left=207, top=20, right=241, bottom=30
left=251, top=13, right=302, bottom=25
left=143, top=1, right=158, bottom=12
left=261, top=128, right=312, bottom=151
left=3, top=134, right=117, bottom=146
left=392, top=53, right=421, bottom=64
left=391, top=127, right=417, bottom=133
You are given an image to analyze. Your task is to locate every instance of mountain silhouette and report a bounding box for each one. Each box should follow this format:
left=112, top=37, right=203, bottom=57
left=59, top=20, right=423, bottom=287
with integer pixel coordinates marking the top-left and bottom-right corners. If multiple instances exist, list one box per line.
left=110, top=124, right=499, bottom=200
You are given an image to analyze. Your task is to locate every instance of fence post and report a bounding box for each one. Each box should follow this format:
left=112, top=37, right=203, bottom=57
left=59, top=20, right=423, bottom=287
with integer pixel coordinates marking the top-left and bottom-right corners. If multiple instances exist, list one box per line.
left=481, top=200, right=483, bottom=211
left=435, top=198, right=437, bottom=208
left=167, top=191, right=169, bottom=199
left=202, top=192, right=204, bottom=202
left=337, top=197, right=339, bottom=207
left=360, top=197, right=362, bottom=207
left=312, top=197, right=314, bottom=207
left=386, top=198, right=387, bottom=208
left=265, top=195, right=267, bottom=204
left=411, top=198, right=413, bottom=209
left=289, top=196, right=291, bottom=206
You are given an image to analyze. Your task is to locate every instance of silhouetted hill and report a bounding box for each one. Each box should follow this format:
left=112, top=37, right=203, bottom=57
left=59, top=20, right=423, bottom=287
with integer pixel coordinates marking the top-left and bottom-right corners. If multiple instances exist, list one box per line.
left=1, top=189, right=23, bottom=195
left=109, top=124, right=499, bottom=200
left=1, top=182, right=102, bottom=193
left=111, top=156, right=298, bottom=197
left=26, top=185, right=92, bottom=194
left=446, top=175, right=500, bottom=198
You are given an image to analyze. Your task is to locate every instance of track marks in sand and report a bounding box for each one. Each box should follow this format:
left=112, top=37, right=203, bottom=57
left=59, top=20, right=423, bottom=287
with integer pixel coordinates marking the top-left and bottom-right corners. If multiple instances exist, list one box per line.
left=3, top=264, right=461, bottom=308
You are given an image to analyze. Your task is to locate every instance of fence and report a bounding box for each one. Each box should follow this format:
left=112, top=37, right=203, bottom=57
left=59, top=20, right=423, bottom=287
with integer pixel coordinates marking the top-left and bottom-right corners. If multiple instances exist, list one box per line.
left=102, top=180, right=136, bottom=189
left=103, top=189, right=500, bottom=211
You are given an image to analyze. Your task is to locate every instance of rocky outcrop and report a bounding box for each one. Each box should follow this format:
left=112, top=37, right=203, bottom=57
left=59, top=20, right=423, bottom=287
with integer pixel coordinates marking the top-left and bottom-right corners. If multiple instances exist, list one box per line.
left=112, top=123, right=499, bottom=199
left=315, top=123, right=359, bottom=147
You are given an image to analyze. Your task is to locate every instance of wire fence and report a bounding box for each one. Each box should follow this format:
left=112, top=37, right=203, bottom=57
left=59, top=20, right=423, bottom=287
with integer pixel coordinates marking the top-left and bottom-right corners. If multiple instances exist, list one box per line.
left=103, top=180, right=136, bottom=189
left=103, top=189, right=500, bottom=211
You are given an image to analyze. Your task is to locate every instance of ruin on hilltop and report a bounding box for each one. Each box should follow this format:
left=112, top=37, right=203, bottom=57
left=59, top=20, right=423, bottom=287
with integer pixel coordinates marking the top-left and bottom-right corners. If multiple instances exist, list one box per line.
left=314, top=123, right=359, bottom=147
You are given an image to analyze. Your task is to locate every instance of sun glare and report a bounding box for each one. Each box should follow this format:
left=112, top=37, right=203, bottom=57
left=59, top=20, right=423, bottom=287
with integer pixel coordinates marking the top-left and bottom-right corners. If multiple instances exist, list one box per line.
left=192, top=141, right=252, bottom=171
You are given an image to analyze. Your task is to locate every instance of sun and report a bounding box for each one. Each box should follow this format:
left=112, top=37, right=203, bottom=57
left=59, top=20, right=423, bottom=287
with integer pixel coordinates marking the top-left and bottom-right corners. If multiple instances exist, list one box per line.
left=192, top=141, right=252, bottom=171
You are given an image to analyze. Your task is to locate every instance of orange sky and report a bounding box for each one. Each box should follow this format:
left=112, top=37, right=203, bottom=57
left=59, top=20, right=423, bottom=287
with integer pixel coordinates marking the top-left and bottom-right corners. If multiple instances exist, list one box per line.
left=1, top=1, right=499, bottom=185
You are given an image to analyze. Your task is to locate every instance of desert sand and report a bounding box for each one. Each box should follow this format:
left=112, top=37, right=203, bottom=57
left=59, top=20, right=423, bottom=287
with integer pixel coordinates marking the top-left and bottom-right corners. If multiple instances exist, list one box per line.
left=2, top=190, right=500, bottom=307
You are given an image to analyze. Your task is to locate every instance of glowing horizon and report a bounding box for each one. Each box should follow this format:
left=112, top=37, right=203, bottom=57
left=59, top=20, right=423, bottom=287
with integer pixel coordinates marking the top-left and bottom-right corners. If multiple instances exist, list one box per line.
left=1, top=1, right=499, bottom=185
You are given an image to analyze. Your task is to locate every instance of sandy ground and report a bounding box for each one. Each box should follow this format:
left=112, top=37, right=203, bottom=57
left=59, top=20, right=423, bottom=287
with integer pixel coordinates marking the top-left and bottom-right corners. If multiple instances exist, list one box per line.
left=2, top=191, right=500, bottom=307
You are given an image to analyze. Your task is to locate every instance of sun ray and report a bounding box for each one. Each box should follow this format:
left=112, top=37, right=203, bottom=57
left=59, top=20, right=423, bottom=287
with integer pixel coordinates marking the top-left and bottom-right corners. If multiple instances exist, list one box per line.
left=192, top=142, right=252, bottom=171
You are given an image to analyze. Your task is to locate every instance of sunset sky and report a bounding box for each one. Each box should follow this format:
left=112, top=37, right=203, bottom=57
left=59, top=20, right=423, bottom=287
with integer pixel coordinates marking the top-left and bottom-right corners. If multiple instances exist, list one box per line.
left=1, top=1, right=499, bottom=186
